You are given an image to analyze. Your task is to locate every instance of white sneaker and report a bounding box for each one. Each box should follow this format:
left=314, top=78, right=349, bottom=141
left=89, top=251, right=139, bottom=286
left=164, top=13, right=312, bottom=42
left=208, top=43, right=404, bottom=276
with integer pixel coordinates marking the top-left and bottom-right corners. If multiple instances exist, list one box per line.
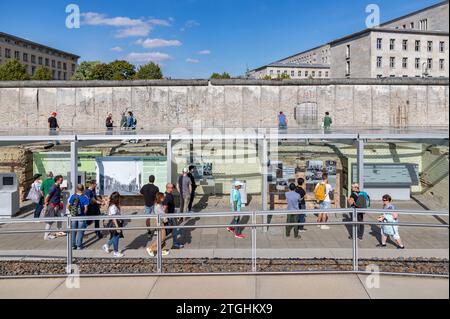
left=102, top=244, right=112, bottom=253
left=162, top=250, right=170, bottom=256
left=321, top=225, right=330, bottom=230
left=113, top=252, right=124, bottom=258
left=45, top=234, right=56, bottom=240
left=146, top=247, right=155, bottom=257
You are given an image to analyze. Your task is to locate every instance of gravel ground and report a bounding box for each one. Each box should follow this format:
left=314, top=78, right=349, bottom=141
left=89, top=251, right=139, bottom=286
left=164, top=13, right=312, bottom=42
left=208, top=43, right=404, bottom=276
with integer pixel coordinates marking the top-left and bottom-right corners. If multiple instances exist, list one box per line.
left=0, top=258, right=448, bottom=276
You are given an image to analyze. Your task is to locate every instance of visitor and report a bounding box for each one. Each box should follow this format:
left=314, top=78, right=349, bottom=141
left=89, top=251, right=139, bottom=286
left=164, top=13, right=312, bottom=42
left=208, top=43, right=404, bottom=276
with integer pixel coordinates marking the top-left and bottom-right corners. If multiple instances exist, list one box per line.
left=68, top=184, right=89, bottom=250
left=348, top=183, right=369, bottom=240
left=126, top=111, right=136, bottom=130
left=120, top=112, right=127, bottom=130
left=140, top=175, right=159, bottom=239
left=27, top=174, right=44, bottom=218
left=187, top=165, right=198, bottom=213
left=102, top=192, right=124, bottom=258
left=377, top=194, right=405, bottom=249
left=47, top=111, right=60, bottom=147
left=177, top=168, right=192, bottom=215
left=106, top=113, right=114, bottom=130
left=43, top=175, right=66, bottom=240
left=227, top=181, right=245, bottom=239
left=164, top=183, right=184, bottom=249
left=323, top=112, right=333, bottom=131
left=278, top=111, right=287, bottom=130
left=314, top=173, right=333, bottom=230
left=85, top=180, right=104, bottom=239
left=295, top=178, right=307, bottom=232
left=40, top=171, right=55, bottom=199
left=146, top=192, right=170, bottom=257
left=285, top=183, right=301, bottom=238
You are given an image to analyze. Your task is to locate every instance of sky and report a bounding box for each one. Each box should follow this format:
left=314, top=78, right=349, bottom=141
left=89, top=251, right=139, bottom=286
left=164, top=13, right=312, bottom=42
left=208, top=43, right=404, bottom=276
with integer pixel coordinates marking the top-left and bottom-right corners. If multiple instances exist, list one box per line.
left=0, top=0, right=443, bottom=78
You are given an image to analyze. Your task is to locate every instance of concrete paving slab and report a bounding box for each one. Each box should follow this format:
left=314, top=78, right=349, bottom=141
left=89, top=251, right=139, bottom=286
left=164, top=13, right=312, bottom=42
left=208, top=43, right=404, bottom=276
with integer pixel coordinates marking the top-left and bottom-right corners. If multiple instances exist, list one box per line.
left=0, top=278, right=64, bottom=299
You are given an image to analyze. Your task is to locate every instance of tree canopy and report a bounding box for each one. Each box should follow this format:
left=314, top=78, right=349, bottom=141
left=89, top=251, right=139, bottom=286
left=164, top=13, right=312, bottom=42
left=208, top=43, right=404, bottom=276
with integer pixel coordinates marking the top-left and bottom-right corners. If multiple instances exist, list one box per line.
left=210, top=72, right=231, bottom=79
left=0, top=59, right=30, bottom=81
left=71, top=61, right=101, bottom=80
left=32, top=67, right=53, bottom=81
left=134, top=62, right=163, bottom=80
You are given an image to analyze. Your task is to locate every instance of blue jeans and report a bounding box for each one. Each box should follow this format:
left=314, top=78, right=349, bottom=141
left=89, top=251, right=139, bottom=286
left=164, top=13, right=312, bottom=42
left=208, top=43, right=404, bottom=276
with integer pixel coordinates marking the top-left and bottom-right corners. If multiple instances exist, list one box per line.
left=34, top=202, right=44, bottom=218
left=71, top=220, right=87, bottom=248
left=298, top=203, right=306, bottom=230
left=231, top=215, right=242, bottom=235
left=145, top=205, right=154, bottom=215
left=108, top=234, right=120, bottom=253
left=169, top=218, right=182, bottom=246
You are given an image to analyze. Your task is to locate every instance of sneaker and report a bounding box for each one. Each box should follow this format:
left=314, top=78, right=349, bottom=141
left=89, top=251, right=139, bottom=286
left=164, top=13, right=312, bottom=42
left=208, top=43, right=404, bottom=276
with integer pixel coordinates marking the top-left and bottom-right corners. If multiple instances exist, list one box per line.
left=172, top=244, right=184, bottom=249
left=299, top=229, right=307, bottom=233
left=320, top=225, right=330, bottom=230
left=56, top=232, right=67, bottom=237
left=235, top=234, right=246, bottom=239
left=227, top=227, right=235, bottom=234
left=113, top=252, right=124, bottom=258
left=358, top=237, right=363, bottom=241
left=162, top=250, right=170, bottom=256
left=397, top=246, right=405, bottom=250
left=376, top=244, right=387, bottom=248
left=146, top=247, right=155, bottom=257
left=45, top=234, right=56, bottom=240
left=102, top=244, right=112, bottom=253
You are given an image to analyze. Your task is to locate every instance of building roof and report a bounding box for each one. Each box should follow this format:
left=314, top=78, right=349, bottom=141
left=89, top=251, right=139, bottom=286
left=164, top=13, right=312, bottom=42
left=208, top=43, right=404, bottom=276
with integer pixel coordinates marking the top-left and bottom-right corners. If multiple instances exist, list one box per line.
left=0, top=32, right=80, bottom=59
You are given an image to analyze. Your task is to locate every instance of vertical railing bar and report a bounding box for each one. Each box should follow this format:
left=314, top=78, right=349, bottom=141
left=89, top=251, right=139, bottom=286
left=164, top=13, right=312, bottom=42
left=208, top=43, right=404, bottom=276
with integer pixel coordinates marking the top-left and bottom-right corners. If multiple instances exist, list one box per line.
left=252, top=210, right=257, bottom=273
left=156, top=214, right=162, bottom=273
left=66, top=216, right=73, bottom=274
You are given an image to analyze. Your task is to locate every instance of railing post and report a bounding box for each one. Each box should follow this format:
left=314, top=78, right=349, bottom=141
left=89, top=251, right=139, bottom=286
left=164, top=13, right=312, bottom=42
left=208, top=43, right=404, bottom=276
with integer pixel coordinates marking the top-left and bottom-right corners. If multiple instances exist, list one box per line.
left=251, top=211, right=257, bottom=273
left=156, top=214, right=163, bottom=273
left=66, top=216, right=73, bottom=274
left=352, top=208, right=359, bottom=271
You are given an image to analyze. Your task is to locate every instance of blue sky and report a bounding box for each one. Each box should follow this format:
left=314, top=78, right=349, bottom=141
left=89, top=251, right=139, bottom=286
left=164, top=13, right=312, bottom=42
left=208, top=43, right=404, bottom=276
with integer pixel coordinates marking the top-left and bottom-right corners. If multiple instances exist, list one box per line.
left=0, top=0, right=442, bottom=78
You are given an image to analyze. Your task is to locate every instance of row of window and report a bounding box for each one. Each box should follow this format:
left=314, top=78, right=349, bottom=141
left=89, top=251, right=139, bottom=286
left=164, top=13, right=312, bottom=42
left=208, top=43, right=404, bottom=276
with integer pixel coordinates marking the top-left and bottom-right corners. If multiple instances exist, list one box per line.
left=26, top=65, right=70, bottom=80
left=1, top=47, right=76, bottom=71
left=376, top=57, right=445, bottom=70
left=376, top=38, right=446, bottom=52
left=396, top=18, right=428, bottom=31
left=269, top=69, right=330, bottom=78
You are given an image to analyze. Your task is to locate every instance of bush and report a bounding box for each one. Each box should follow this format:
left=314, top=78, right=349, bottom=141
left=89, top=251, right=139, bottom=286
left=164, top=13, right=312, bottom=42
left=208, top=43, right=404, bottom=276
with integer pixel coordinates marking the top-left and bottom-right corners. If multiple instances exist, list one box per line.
left=0, top=59, right=30, bottom=81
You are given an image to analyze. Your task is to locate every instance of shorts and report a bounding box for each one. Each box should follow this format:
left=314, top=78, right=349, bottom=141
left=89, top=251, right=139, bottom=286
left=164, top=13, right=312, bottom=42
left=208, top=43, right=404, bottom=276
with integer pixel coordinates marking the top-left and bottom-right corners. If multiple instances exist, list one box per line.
left=145, top=205, right=154, bottom=215
left=320, top=201, right=331, bottom=210
left=381, top=225, right=401, bottom=240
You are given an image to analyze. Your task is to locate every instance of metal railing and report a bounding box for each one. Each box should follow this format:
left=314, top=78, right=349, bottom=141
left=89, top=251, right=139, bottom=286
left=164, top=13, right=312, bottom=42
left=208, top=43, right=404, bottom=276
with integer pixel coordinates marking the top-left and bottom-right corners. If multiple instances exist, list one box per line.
left=0, top=208, right=448, bottom=278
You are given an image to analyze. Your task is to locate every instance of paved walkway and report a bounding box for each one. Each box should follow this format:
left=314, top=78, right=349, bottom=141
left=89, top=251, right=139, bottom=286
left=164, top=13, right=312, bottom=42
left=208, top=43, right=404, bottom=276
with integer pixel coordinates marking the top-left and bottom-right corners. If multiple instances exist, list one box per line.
left=0, top=274, right=447, bottom=299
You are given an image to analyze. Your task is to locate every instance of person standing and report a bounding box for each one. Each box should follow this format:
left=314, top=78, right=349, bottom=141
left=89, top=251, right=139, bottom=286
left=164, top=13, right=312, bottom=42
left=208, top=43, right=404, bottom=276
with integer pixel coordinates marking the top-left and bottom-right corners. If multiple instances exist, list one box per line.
left=177, top=168, right=192, bottom=215
left=85, top=180, right=104, bottom=239
left=47, top=111, right=60, bottom=146
left=68, top=184, right=89, bottom=250
left=43, top=175, right=65, bottom=240
left=323, top=112, right=333, bottom=131
left=105, top=113, right=114, bottom=130
left=295, top=178, right=307, bottom=232
left=120, top=112, right=127, bottom=130
left=163, top=183, right=184, bottom=250
left=140, top=175, right=159, bottom=239
left=227, top=181, right=245, bottom=239
left=377, top=194, right=405, bottom=249
left=187, top=165, right=198, bottom=213
left=348, top=183, right=369, bottom=240
left=285, top=183, right=301, bottom=238
left=278, top=111, right=287, bottom=130
left=27, top=174, right=44, bottom=218
left=314, top=173, right=333, bottom=230
left=40, top=172, right=55, bottom=199
left=102, top=192, right=124, bottom=258
left=146, top=193, right=170, bottom=257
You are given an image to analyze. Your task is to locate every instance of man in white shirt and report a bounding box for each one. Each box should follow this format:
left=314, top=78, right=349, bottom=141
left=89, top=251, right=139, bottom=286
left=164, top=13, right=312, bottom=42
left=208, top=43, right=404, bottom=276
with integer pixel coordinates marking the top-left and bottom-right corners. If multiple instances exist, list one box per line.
left=314, top=173, right=333, bottom=230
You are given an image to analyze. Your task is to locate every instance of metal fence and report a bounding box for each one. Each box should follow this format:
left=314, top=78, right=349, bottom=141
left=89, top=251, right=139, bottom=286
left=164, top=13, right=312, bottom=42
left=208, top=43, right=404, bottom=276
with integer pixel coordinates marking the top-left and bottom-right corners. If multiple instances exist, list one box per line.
left=0, top=208, right=448, bottom=278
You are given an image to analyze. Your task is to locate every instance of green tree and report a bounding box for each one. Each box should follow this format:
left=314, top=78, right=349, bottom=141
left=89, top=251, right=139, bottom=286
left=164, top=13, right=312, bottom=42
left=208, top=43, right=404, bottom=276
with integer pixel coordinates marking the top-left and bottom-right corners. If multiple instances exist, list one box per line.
left=0, top=59, right=30, bottom=81
left=210, top=72, right=231, bottom=79
left=134, top=62, right=163, bottom=80
left=109, top=60, right=136, bottom=80
left=32, top=67, right=53, bottom=81
left=262, top=75, right=272, bottom=80
left=277, top=73, right=290, bottom=80
left=71, top=61, right=101, bottom=80
left=91, top=63, right=114, bottom=80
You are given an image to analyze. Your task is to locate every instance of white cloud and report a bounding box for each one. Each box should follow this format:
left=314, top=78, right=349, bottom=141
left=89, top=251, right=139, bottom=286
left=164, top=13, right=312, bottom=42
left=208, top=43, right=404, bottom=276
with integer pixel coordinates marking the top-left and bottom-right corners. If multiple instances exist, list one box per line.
left=180, top=19, right=200, bottom=31
left=149, top=18, right=173, bottom=27
left=136, top=38, right=182, bottom=48
left=198, top=49, right=211, bottom=55
left=126, top=52, right=173, bottom=63
left=82, top=12, right=144, bottom=27
left=111, top=46, right=124, bottom=52
left=186, top=58, right=199, bottom=64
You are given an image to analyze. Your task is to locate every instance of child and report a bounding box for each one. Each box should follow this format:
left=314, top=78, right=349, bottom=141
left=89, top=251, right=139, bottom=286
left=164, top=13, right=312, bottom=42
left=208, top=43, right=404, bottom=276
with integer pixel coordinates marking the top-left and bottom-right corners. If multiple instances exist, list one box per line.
left=146, top=193, right=170, bottom=257
left=102, top=192, right=124, bottom=258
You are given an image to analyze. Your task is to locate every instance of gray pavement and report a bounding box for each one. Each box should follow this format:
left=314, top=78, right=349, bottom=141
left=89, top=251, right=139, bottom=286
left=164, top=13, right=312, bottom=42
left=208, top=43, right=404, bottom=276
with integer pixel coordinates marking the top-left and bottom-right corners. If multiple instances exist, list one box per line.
left=0, top=274, right=447, bottom=299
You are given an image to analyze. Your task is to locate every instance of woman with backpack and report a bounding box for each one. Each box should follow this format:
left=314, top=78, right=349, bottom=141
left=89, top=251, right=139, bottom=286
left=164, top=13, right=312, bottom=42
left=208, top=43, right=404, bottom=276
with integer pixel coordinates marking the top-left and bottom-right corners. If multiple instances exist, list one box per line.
left=377, top=194, right=405, bottom=249
left=314, top=173, right=333, bottom=230
left=347, top=183, right=369, bottom=240
left=27, top=174, right=44, bottom=218
left=67, top=185, right=89, bottom=250
left=146, top=192, right=170, bottom=257
left=102, top=192, right=124, bottom=258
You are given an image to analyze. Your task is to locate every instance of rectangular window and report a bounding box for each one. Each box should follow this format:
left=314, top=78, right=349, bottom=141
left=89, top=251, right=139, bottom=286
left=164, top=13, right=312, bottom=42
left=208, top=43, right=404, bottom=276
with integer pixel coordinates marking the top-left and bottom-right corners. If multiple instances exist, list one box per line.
left=312, top=71, right=316, bottom=77
left=427, top=41, right=433, bottom=52
left=390, top=39, right=395, bottom=50
left=346, top=61, right=351, bottom=75
left=5, top=48, right=11, bottom=58
left=31, top=66, right=36, bottom=75
left=325, top=71, right=329, bottom=77
left=52, top=60, right=56, bottom=68
left=38, top=57, right=43, bottom=65
left=45, top=58, right=49, bottom=67
left=346, top=44, right=351, bottom=58
left=14, top=51, right=20, bottom=59
left=63, top=72, right=67, bottom=80
left=415, top=40, right=421, bottom=52
left=427, top=58, right=433, bottom=70
left=402, top=40, right=408, bottom=51
left=57, top=61, right=61, bottom=69
left=419, top=19, right=428, bottom=30
left=58, top=71, right=61, bottom=79
left=376, top=38, right=382, bottom=50
left=402, top=57, right=408, bottom=69
left=298, top=71, right=301, bottom=77
left=63, top=63, right=67, bottom=70
left=291, top=70, right=295, bottom=77
left=305, top=71, right=309, bottom=77
left=269, top=70, right=273, bottom=75
left=439, top=59, right=445, bottom=70
left=415, top=58, right=420, bottom=69
left=23, top=53, right=28, bottom=62
left=318, top=71, right=322, bottom=77
left=390, top=57, right=395, bottom=68
left=376, top=56, right=382, bottom=68
left=439, top=41, right=445, bottom=53
left=31, top=55, right=36, bottom=63
left=410, top=22, right=414, bottom=29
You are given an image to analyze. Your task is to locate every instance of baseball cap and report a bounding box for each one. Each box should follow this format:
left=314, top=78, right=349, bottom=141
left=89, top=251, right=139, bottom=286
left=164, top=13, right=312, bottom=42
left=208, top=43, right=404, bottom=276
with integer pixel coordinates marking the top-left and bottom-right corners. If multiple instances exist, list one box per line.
left=234, top=181, right=244, bottom=187
left=183, top=167, right=189, bottom=173
left=51, top=112, right=57, bottom=116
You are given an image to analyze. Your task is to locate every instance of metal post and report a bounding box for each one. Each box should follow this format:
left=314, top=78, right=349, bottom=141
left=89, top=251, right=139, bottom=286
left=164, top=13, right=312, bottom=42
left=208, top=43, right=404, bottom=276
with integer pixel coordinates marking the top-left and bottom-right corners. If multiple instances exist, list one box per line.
left=66, top=216, right=73, bottom=274
left=352, top=208, right=359, bottom=271
left=156, top=214, right=163, bottom=273
left=357, top=138, right=365, bottom=190
left=251, top=210, right=257, bottom=273
left=70, top=141, right=78, bottom=195
left=167, top=139, right=172, bottom=184
left=262, top=138, right=268, bottom=232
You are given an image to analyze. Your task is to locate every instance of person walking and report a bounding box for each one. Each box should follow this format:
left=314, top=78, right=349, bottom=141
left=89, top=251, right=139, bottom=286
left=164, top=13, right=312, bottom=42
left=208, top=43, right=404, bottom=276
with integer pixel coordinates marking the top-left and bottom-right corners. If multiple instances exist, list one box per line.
left=314, top=173, right=333, bottom=230
left=278, top=111, right=288, bottom=130
left=323, top=112, right=333, bottom=131
left=27, top=174, right=44, bottom=218
left=140, top=175, right=159, bottom=239
left=46, top=111, right=61, bottom=147
left=163, top=183, right=184, bottom=249
left=187, top=165, right=198, bottom=213
left=285, top=183, right=301, bottom=238
left=146, top=192, right=170, bottom=257
left=43, top=175, right=66, bottom=240
left=348, top=183, right=369, bottom=240
left=295, top=178, right=307, bottom=232
left=105, top=113, right=114, bottom=130
left=102, top=192, right=124, bottom=258
left=377, top=194, right=405, bottom=249
left=68, top=184, right=89, bottom=250
left=227, top=181, right=245, bottom=239
left=85, top=180, right=104, bottom=239
left=177, top=168, right=192, bottom=216
left=40, top=172, right=54, bottom=199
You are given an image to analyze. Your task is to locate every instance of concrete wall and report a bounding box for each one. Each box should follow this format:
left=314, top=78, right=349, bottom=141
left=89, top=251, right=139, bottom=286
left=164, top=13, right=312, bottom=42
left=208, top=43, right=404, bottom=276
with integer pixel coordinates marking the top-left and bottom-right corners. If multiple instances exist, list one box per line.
left=0, top=78, right=448, bottom=130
